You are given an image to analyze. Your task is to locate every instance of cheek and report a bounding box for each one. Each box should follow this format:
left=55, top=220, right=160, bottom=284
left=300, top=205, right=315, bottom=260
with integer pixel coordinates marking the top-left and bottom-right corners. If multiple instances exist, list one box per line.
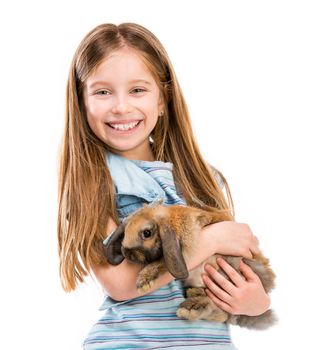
left=86, top=100, right=105, bottom=120
left=86, top=114, right=97, bottom=135
left=85, top=106, right=107, bottom=140
left=143, top=100, right=161, bottom=124
left=138, top=95, right=160, bottom=114
left=86, top=101, right=108, bottom=135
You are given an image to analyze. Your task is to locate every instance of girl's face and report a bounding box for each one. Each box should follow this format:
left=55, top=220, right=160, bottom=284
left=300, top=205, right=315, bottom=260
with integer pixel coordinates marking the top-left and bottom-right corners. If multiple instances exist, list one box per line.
left=84, top=47, right=164, bottom=161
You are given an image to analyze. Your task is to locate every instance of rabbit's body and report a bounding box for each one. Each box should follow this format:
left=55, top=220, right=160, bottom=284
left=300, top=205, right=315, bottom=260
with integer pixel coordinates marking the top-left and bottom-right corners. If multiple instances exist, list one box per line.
left=103, top=203, right=277, bottom=330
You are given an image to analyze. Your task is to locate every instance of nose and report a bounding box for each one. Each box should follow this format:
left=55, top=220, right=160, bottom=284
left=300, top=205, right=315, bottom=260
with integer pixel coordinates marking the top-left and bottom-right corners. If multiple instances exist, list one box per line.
left=122, top=247, right=146, bottom=264
left=111, top=94, right=132, bottom=115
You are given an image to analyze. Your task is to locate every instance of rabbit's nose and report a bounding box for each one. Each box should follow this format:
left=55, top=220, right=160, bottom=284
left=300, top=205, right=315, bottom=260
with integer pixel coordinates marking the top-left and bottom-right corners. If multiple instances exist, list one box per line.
left=144, top=247, right=163, bottom=262
left=123, top=247, right=146, bottom=264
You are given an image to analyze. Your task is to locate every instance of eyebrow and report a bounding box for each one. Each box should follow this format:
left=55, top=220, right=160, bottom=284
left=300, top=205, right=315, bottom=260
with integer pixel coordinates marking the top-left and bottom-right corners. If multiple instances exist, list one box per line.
left=88, top=79, right=152, bottom=89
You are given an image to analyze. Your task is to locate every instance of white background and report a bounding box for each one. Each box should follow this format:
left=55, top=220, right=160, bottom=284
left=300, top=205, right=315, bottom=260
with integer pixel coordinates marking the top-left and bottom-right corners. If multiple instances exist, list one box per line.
left=1, top=0, right=318, bottom=349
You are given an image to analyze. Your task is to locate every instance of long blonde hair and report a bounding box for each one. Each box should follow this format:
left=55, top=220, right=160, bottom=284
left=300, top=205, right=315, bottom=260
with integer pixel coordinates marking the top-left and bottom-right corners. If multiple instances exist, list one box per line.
left=58, top=23, right=234, bottom=291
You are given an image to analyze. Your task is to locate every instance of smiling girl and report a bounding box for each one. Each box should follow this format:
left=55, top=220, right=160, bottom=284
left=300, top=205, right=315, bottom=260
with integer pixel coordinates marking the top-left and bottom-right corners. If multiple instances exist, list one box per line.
left=58, top=23, right=269, bottom=349
left=85, top=46, right=164, bottom=161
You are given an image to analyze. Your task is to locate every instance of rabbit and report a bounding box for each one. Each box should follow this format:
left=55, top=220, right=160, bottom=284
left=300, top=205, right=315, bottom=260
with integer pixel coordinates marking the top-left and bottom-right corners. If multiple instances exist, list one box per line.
left=103, top=201, right=277, bottom=330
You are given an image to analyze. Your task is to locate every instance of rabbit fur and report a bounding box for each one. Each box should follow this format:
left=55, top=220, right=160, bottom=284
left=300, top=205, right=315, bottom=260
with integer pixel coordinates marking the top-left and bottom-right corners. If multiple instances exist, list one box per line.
left=103, top=202, right=277, bottom=330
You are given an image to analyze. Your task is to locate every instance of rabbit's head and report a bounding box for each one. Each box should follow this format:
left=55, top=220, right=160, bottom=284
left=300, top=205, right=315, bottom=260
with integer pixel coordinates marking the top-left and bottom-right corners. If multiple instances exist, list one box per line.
left=103, top=204, right=189, bottom=279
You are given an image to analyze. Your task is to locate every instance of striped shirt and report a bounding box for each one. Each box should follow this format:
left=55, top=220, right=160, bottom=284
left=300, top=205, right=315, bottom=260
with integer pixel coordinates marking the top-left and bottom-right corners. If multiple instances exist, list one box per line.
left=83, top=155, right=236, bottom=349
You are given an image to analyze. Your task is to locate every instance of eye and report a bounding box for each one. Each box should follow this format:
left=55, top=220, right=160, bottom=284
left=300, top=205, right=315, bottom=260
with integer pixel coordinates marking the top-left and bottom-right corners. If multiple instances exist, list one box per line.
left=95, top=90, right=111, bottom=95
left=131, top=88, right=146, bottom=94
left=141, top=229, right=152, bottom=240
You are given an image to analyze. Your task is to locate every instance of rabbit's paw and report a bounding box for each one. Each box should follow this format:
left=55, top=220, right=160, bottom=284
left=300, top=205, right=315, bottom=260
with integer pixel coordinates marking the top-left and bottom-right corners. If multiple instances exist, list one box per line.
left=186, top=287, right=206, bottom=298
left=136, top=263, right=161, bottom=293
left=136, top=275, right=155, bottom=293
left=177, top=297, right=228, bottom=322
left=177, top=297, right=211, bottom=320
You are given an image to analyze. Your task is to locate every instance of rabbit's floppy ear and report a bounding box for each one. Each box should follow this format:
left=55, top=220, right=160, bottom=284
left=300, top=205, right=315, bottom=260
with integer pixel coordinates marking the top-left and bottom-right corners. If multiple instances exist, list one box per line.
left=159, top=224, right=189, bottom=280
left=103, top=222, right=126, bottom=265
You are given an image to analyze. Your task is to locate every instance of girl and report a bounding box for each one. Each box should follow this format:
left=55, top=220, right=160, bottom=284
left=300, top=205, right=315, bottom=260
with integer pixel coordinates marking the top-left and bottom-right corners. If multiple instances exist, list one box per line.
left=58, top=23, right=270, bottom=349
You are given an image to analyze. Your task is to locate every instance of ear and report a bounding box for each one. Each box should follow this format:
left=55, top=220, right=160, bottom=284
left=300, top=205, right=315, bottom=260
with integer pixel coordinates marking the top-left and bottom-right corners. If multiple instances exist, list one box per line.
left=159, top=224, right=189, bottom=280
left=158, top=93, right=165, bottom=115
left=103, top=223, right=126, bottom=265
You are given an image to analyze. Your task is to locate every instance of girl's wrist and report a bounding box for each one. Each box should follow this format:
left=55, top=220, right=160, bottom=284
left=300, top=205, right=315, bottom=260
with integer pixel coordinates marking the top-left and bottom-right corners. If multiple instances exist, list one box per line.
left=202, top=223, right=219, bottom=256
left=184, top=226, right=212, bottom=271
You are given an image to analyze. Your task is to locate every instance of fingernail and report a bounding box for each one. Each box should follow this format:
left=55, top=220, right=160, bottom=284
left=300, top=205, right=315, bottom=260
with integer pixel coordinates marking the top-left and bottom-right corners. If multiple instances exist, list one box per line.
left=205, top=264, right=214, bottom=272
left=203, top=274, right=211, bottom=282
left=217, top=257, right=223, bottom=264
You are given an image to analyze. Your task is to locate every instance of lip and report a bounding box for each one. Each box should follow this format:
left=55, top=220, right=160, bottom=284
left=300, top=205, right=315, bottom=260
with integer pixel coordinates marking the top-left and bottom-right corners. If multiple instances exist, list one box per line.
left=105, top=119, right=142, bottom=134
left=106, top=119, right=142, bottom=125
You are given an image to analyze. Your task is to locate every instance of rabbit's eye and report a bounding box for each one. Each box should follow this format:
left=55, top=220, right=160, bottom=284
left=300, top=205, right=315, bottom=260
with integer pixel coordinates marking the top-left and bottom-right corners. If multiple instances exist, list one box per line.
left=141, top=229, right=152, bottom=239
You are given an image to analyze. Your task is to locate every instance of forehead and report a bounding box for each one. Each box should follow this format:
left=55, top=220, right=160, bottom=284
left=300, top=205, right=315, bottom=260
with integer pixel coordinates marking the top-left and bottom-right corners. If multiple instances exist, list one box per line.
left=127, top=216, right=154, bottom=232
left=86, top=47, right=157, bottom=86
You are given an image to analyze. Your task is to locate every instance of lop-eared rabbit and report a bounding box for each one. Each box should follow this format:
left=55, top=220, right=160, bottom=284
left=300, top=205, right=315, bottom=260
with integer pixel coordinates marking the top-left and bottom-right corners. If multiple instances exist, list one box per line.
left=103, top=202, right=276, bottom=330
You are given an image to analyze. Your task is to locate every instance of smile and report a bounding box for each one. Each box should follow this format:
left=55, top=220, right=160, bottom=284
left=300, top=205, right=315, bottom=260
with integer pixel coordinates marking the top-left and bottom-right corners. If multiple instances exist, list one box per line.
left=107, top=120, right=141, bottom=131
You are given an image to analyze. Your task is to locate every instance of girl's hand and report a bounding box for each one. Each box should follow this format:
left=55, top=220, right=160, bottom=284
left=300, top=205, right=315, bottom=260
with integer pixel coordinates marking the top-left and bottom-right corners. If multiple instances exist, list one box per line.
left=207, top=221, right=260, bottom=259
left=202, top=258, right=270, bottom=316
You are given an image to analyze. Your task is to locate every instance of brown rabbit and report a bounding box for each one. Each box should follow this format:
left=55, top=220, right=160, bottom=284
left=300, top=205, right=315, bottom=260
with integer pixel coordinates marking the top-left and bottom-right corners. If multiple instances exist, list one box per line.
left=103, top=202, right=277, bottom=330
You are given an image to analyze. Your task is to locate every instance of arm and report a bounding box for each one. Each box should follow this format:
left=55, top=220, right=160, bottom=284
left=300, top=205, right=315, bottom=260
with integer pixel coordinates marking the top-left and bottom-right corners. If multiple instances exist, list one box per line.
left=93, top=219, right=259, bottom=301
left=93, top=216, right=175, bottom=301
left=93, top=220, right=217, bottom=301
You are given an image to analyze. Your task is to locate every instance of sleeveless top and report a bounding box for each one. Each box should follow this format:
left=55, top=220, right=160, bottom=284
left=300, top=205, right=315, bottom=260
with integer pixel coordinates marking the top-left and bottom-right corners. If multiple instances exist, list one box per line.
left=83, top=152, right=236, bottom=350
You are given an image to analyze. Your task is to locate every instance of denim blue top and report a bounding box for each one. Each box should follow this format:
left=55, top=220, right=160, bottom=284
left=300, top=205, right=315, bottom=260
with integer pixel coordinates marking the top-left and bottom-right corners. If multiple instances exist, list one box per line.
left=106, top=151, right=187, bottom=221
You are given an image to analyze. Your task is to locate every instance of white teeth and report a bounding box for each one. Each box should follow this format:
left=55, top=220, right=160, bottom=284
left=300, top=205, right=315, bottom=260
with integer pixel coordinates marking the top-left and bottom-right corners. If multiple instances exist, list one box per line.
left=109, top=121, right=140, bottom=131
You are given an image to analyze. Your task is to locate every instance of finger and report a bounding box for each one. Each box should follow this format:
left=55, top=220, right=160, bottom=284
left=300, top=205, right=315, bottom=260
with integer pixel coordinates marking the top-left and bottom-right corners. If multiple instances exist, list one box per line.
left=204, top=264, right=236, bottom=294
left=240, top=260, right=259, bottom=282
left=205, top=288, right=233, bottom=314
left=202, top=275, right=232, bottom=303
left=216, top=258, right=244, bottom=287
